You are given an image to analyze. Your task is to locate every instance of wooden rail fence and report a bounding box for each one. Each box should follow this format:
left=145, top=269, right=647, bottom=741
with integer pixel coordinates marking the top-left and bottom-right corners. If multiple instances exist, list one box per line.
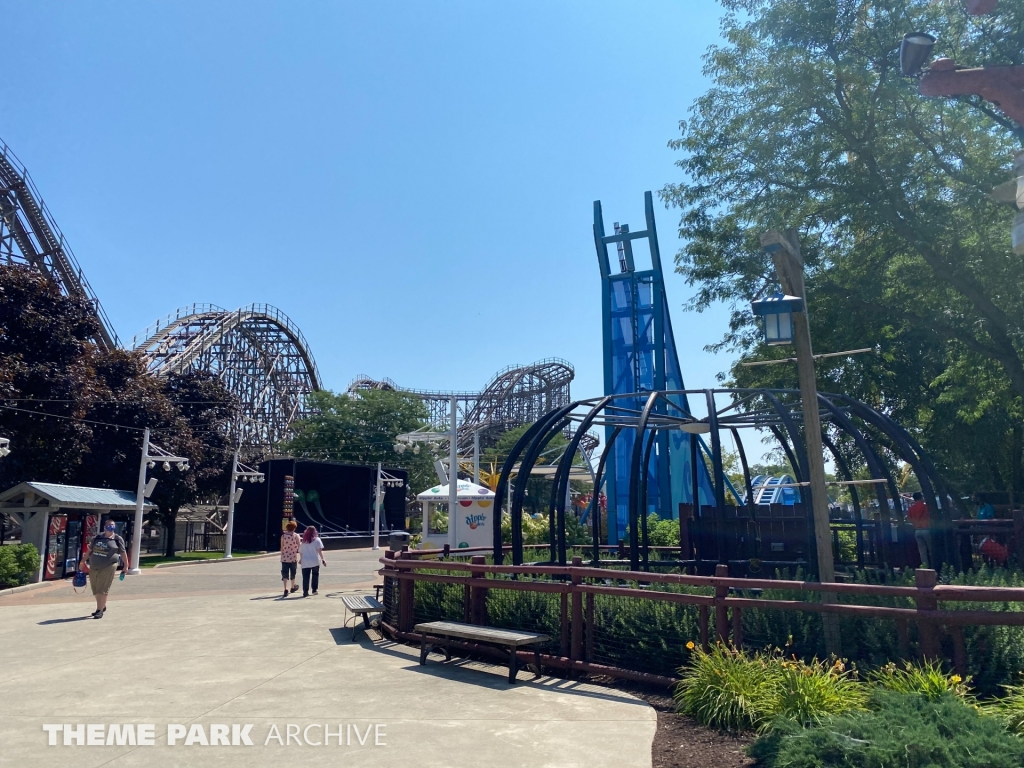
left=379, top=550, right=1024, bottom=685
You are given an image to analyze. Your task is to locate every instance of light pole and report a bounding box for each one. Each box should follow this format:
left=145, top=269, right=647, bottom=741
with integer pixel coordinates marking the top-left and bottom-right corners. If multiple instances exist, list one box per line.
left=224, top=449, right=264, bottom=559
left=756, top=229, right=835, bottom=585
left=395, top=425, right=453, bottom=542
left=900, top=5, right=1024, bottom=252
left=372, top=463, right=405, bottom=550
left=129, top=428, right=189, bottom=575
left=449, top=395, right=458, bottom=551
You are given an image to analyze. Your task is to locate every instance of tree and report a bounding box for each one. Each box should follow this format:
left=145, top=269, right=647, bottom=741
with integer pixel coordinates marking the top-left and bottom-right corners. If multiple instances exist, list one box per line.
left=0, top=264, right=102, bottom=486
left=280, top=388, right=436, bottom=493
left=662, top=0, right=1024, bottom=496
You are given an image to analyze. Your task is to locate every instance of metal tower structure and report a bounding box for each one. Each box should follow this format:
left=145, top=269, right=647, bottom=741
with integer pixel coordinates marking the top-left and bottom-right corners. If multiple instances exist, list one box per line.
left=0, top=139, right=119, bottom=349
left=131, top=304, right=321, bottom=457
left=593, top=192, right=714, bottom=543
left=349, top=359, right=593, bottom=454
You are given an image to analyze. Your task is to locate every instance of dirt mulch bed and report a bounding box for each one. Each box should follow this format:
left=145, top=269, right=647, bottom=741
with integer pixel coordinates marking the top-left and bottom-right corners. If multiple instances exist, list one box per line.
left=597, top=680, right=755, bottom=768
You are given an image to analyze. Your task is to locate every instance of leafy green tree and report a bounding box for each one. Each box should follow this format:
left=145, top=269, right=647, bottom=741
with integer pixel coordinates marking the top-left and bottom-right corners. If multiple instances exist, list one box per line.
left=280, top=388, right=436, bottom=493
left=0, top=265, right=101, bottom=486
left=662, top=0, right=1024, bottom=497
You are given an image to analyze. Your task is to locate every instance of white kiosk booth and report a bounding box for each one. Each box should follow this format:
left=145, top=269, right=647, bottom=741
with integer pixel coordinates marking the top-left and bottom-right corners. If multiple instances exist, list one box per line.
left=417, top=480, right=495, bottom=550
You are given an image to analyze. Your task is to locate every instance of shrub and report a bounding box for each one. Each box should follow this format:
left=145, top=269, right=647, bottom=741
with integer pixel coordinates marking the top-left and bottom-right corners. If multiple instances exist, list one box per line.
left=675, top=645, right=867, bottom=732
left=750, top=691, right=1024, bottom=768
left=589, top=591, right=702, bottom=678
left=769, top=657, right=868, bottom=729
left=867, top=659, right=973, bottom=702
left=981, top=682, right=1024, bottom=735
left=0, top=544, right=39, bottom=588
left=674, top=644, right=776, bottom=731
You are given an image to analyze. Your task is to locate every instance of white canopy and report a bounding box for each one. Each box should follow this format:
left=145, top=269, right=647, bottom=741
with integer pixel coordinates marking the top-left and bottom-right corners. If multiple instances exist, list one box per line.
left=417, top=480, right=495, bottom=502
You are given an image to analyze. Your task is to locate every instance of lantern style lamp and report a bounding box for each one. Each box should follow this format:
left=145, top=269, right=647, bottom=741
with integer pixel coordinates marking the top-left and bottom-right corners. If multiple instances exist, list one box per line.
left=751, top=293, right=804, bottom=346
left=900, top=32, right=936, bottom=77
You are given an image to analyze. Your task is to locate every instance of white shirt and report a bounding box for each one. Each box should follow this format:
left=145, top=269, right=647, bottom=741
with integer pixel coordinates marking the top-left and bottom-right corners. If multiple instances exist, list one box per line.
left=299, top=537, right=324, bottom=568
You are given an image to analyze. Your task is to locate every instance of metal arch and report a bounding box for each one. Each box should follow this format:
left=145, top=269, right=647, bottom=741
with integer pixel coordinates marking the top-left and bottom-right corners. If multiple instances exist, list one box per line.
left=0, top=137, right=119, bottom=349
left=551, top=396, right=613, bottom=566
left=132, top=303, right=320, bottom=457
left=492, top=415, right=555, bottom=564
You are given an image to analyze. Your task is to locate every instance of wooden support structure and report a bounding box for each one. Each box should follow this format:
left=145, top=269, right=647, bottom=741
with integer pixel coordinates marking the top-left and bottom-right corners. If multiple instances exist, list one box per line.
left=714, top=563, right=730, bottom=643
left=570, top=556, right=583, bottom=661
left=914, top=569, right=940, bottom=661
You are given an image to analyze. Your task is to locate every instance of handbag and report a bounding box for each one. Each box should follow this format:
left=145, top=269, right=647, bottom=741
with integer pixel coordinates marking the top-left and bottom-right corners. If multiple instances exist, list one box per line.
left=72, top=569, right=87, bottom=592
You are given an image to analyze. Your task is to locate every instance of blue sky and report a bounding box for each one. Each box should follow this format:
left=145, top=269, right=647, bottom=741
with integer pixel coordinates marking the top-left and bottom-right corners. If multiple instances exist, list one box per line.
left=1, top=1, right=734, bottom=407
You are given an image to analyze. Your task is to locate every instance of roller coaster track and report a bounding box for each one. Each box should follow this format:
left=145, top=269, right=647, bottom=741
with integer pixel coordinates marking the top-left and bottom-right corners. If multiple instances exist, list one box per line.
left=349, top=359, right=595, bottom=454
left=0, top=139, right=119, bottom=349
left=0, top=137, right=322, bottom=457
left=132, top=304, right=321, bottom=457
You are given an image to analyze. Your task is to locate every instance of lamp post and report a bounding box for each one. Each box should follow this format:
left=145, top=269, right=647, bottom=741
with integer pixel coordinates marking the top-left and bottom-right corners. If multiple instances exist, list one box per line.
left=757, top=230, right=835, bottom=585
left=395, top=425, right=454, bottom=542
left=224, top=450, right=264, bottom=559
left=129, top=428, right=189, bottom=575
left=372, top=464, right=406, bottom=550
left=449, top=395, right=458, bottom=551
left=757, top=230, right=840, bottom=654
left=900, top=5, right=1024, bottom=251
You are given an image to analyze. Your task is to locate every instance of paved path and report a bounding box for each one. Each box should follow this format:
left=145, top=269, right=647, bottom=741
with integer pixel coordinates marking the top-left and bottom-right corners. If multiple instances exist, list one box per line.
left=0, top=550, right=655, bottom=768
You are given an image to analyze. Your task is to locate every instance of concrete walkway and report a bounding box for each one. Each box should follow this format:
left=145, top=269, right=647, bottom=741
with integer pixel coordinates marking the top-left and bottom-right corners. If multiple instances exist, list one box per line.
left=0, top=550, right=655, bottom=768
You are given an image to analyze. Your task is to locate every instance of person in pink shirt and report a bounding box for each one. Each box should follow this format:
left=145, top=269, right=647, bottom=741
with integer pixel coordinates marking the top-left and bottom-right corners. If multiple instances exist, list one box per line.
left=280, top=520, right=300, bottom=598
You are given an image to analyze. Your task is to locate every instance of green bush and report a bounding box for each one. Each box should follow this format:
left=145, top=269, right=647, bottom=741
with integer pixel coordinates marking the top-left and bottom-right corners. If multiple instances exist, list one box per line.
left=674, top=644, right=777, bottom=731
left=867, top=659, right=973, bottom=702
left=981, top=681, right=1024, bottom=734
left=0, top=544, right=39, bottom=588
left=750, top=691, right=1024, bottom=768
left=770, top=657, right=868, bottom=729
left=674, top=645, right=865, bottom=731
left=590, top=591, right=702, bottom=677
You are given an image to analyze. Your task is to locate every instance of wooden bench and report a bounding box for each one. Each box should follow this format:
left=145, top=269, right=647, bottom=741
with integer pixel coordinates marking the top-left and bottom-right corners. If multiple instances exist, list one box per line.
left=414, top=620, right=550, bottom=683
left=341, top=595, right=384, bottom=641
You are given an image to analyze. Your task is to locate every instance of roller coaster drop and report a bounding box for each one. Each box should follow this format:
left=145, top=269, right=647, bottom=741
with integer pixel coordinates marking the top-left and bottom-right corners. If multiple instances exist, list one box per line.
left=0, top=139, right=319, bottom=457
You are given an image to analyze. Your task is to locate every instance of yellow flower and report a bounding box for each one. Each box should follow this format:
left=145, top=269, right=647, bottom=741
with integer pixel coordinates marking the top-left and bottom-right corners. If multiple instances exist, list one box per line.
left=951, top=675, right=962, bottom=684
left=686, top=641, right=696, bottom=650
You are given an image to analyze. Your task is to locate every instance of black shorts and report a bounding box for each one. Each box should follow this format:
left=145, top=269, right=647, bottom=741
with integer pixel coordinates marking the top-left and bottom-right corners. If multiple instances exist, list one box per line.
left=281, top=561, right=297, bottom=580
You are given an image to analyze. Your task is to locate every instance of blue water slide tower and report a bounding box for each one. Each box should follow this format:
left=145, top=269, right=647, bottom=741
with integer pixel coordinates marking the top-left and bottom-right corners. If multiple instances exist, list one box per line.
left=593, top=192, right=715, bottom=543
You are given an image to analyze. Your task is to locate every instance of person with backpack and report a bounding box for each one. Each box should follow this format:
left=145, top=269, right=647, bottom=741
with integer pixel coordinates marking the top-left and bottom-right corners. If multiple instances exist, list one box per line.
left=299, top=525, right=326, bottom=597
left=80, top=520, right=129, bottom=619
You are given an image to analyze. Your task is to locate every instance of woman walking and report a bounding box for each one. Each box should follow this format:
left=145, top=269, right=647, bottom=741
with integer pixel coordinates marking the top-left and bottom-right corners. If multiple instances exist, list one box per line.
left=299, top=525, right=326, bottom=597
left=280, top=520, right=300, bottom=598
left=81, top=520, right=129, bottom=619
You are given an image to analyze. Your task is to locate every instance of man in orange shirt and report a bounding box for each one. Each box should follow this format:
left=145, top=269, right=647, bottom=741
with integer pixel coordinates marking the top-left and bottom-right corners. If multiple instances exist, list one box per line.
left=906, top=492, right=932, bottom=568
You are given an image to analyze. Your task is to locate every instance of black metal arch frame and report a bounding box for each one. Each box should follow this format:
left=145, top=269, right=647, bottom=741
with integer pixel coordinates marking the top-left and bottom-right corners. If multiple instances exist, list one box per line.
left=490, top=388, right=952, bottom=575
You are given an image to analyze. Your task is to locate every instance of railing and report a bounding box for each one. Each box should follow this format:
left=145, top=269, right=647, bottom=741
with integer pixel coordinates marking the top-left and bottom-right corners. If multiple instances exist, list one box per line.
left=186, top=531, right=226, bottom=552
left=380, top=552, right=1024, bottom=686
left=130, top=303, right=227, bottom=349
